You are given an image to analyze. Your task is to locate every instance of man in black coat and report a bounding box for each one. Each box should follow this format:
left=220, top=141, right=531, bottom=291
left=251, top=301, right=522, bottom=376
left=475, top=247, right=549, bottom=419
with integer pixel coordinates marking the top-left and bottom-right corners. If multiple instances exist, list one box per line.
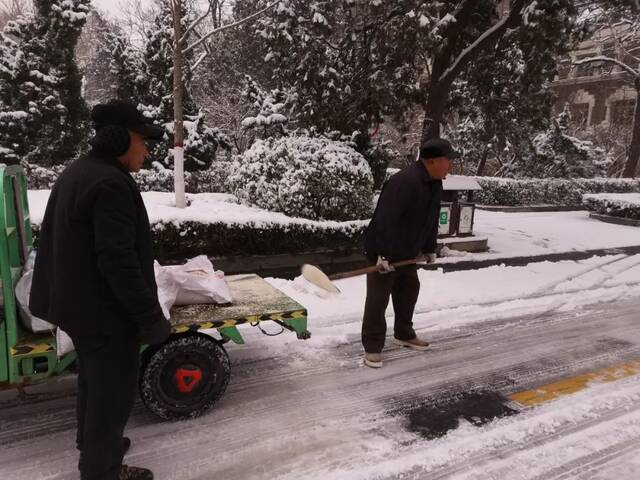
left=362, top=138, right=460, bottom=368
left=30, top=100, right=171, bottom=480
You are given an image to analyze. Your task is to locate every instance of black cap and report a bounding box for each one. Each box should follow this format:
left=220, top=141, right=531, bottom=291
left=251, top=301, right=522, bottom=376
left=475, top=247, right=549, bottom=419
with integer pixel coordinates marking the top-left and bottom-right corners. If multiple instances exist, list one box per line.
left=91, top=100, right=165, bottom=141
left=419, top=138, right=461, bottom=160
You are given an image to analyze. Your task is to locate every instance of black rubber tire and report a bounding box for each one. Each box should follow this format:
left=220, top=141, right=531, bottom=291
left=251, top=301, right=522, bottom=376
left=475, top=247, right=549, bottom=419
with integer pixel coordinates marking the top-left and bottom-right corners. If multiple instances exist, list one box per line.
left=139, top=334, right=230, bottom=420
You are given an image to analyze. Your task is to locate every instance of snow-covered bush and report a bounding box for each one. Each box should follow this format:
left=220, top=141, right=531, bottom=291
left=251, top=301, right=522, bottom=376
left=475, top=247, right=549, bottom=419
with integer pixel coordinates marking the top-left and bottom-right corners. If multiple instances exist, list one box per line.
left=583, top=193, right=640, bottom=220
left=22, top=163, right=66, bottom=189
left=228, top=136, right=374, bottom=221
left=474, top=177, right=640, bottom=206
left=159, top=112, right=230, bottom=171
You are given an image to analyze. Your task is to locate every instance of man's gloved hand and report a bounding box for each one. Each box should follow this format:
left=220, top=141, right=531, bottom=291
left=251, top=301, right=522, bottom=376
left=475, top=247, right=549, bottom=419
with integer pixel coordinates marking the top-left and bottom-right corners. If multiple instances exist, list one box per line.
left=376, top=256, right=395, bottom=274
left=417, top=253, right=437, bottom=265
left=139, top=317, right=171, bottom=345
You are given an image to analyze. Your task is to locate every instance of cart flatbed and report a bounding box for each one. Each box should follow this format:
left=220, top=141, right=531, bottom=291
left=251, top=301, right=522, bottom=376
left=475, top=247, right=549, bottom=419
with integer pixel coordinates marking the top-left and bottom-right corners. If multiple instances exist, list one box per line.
left=170, top=274, right=309, bottom=341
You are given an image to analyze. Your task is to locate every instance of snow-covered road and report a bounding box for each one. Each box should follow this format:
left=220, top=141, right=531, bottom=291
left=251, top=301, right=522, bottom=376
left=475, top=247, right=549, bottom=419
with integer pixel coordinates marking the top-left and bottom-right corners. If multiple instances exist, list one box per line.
left=1, top=273, right=639, bottom=479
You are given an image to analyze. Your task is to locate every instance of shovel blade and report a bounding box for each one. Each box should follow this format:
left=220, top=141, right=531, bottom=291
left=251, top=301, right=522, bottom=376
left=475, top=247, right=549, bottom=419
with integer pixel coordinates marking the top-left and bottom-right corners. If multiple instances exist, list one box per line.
left=301, top=264, right=341, bottom=294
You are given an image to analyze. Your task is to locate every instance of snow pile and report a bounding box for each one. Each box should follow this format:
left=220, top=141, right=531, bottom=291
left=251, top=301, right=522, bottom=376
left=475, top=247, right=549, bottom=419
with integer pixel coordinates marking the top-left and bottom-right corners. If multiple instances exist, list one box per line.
left=583, top=193, right=640, bottom=220
left=227, top=136, right=374, bottom=221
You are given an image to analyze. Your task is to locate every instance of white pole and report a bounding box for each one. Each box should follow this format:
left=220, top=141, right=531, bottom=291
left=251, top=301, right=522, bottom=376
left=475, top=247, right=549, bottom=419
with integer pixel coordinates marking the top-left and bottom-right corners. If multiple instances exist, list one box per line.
left=172, top=0, right=186, bottom=208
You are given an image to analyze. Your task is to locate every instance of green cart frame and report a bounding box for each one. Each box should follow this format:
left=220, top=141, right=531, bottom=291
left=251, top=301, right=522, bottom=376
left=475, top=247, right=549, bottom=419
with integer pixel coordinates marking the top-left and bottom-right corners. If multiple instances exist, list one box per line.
left=0, top=165, right=310, bottom=420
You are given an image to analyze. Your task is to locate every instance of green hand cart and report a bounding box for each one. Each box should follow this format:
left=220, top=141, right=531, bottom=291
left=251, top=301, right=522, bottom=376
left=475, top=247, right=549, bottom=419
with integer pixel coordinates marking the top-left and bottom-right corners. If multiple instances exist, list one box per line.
left=0, top=165, right=310, bottom=420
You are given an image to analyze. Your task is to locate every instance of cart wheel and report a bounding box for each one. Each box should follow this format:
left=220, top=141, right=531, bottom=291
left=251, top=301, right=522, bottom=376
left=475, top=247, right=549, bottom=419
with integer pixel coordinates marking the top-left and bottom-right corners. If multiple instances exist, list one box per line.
left=140, top=335, right=230, bottom=420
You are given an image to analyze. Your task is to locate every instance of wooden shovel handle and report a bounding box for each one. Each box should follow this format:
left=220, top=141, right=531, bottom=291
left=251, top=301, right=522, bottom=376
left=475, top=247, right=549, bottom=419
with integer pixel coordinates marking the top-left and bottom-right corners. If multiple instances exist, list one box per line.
left=328, top=257, right=424, bottom=281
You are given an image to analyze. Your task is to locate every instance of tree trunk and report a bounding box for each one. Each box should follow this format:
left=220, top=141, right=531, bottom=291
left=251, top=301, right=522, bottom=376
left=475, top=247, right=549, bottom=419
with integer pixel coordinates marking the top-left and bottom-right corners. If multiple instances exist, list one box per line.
left=172, top=0, right=186, bottom=208
left=622, top=82, right=640, bottom=177
left=420, top=82, right=448, bottom=143
left=476, top=144, right=490, bottom=176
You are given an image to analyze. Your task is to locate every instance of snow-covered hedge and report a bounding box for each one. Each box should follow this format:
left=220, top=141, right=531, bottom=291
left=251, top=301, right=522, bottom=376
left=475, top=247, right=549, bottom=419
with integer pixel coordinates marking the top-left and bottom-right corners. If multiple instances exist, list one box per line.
left=28, top=190, right=367, bottom=260
left=474, top=177, right=640, bottom=206
left=227, top=136, right=374, bottom=221
left=31, top=220, right=366, bottom=262
left=582, top=193, right=640, bottom=220
left=24, top=162, right=231, bottom=193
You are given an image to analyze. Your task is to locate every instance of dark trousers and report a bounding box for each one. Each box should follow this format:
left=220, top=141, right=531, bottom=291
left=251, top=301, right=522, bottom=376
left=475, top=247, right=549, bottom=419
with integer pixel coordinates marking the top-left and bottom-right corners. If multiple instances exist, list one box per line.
left=362, top=265, right=420, bottom=353
left=74, top=333, right=140, bottom=480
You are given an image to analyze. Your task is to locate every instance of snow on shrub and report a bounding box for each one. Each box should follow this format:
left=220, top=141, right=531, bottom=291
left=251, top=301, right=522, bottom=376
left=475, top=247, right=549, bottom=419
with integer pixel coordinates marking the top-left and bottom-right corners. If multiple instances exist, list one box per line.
left=582, top=193, right=640, bottom=220
left=227, top=136, right=374, bottom=221
left=474, top=177, right=640, bottom=206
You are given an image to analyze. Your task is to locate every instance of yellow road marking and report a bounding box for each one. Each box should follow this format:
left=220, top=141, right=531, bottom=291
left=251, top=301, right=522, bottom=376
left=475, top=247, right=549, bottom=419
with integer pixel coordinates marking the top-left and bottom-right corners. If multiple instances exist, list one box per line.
left=509, top=359, right=640, bottom=407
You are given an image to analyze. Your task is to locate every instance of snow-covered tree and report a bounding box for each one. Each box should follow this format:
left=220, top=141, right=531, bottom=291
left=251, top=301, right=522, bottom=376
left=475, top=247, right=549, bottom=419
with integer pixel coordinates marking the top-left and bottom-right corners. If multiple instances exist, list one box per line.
left=414, top=0, right=579, bottom=142
left=234, top=0, right=418, bottom=140
left=0, top=0, right=90, bottom=166
left=75, top=8, right=118, bottom=105
left=447, top=18, right=571, bottom=176
left=102, top=29, right=145, bottom=102
left=499, top=108, right=610, bottom=178
left=240, top=74, right=290, bottom=139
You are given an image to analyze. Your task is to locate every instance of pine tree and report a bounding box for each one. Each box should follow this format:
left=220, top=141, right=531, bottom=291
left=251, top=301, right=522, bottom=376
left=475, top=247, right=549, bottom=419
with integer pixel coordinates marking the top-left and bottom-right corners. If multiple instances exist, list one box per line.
left=0, top=0, right=90, bottom=166
left=76, top=8, right=118, bottom=105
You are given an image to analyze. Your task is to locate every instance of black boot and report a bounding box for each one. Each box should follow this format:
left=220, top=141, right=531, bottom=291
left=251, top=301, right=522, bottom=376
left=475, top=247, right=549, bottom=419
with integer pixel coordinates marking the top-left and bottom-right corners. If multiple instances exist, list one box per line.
left=119, top=465, right=153, bottom=480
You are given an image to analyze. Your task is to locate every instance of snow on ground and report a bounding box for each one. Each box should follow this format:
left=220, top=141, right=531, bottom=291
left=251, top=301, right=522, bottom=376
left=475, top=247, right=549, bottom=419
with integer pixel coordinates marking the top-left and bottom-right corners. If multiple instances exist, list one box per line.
left=447, top=209, right=640, bottom=262
left=297, top=374, right=640, bottom=480
left=19, top=190, right=640, bottom=479
left=3, top=266, right=640, bottom=480
left=215, top=254, right=640, bottom=367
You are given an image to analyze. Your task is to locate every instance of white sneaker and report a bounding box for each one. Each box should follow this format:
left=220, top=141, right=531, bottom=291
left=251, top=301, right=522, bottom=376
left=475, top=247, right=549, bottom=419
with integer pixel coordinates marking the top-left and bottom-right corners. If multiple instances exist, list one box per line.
left=393, top=337, right=430, bottom=351
left=364, top=352, right=383, bottom=368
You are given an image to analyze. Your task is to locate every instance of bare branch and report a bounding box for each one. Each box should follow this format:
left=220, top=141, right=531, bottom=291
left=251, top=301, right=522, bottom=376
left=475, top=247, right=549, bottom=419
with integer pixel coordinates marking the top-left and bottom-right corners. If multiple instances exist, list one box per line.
left=606, top=15, right=640, bottom=66
left=573, top=55, right=639, bottom=77
left=191, top=28, right=214, bottom=57
left=184, top=2, right=278, bottom=55
left=438, top=0, right=528, bottom=86
left=190, top=51, right=208, bottom=72
left=180, top=1, right=213, bottom=44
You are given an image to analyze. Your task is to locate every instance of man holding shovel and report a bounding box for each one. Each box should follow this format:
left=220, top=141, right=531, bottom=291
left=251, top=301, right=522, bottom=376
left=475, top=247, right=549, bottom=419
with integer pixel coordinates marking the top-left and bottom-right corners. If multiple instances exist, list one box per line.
left=361, top=138, right=459, bottom=368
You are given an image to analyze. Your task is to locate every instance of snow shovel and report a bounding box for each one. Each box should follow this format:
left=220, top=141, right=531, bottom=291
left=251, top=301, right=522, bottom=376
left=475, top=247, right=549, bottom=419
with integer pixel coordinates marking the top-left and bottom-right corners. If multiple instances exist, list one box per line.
left=301, top=256, right=428, bottom=294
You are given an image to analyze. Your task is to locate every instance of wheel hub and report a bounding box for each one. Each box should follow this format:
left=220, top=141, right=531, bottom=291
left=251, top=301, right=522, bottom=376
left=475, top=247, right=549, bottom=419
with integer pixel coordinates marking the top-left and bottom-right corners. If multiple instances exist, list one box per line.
left=174, top=366, right=203, bottom=393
